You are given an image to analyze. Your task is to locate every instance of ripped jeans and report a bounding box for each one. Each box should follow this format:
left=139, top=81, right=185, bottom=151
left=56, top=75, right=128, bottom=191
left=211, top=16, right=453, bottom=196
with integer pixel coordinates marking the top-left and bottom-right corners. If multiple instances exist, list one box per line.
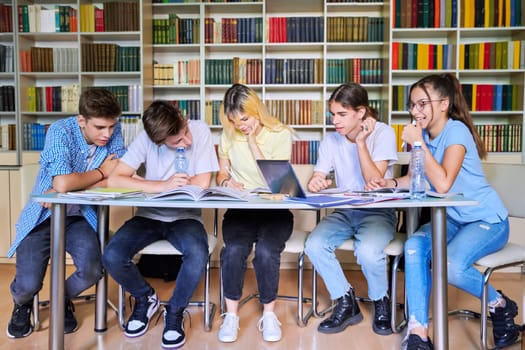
left=404, top=217, right=509, bottom=329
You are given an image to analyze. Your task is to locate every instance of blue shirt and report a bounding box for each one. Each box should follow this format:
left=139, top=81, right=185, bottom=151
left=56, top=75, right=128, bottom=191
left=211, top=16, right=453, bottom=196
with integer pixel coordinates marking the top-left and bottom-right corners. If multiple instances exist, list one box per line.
left=7, top=116, right=126, bottom=257
left=423, top=119, right=507, bottom=224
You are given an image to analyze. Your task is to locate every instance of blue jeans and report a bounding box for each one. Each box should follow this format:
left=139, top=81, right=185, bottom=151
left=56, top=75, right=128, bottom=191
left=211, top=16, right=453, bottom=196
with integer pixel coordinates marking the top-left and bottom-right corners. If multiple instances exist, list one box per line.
left=221, top=209, right=293, bottom=304
left=103, top=216, right=209, bottom=310
left=405, top=217, right=509, bottom=327
left=11, top=216, right=103, bottom=305
left=305, top=208, right=396, bottom=301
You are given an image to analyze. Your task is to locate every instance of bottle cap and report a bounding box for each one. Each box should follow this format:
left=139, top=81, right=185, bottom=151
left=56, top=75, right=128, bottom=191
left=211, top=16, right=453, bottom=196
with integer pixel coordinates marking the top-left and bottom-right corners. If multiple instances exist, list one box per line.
left=414, top=141, right=422, bottom=147
left=176, top=146, right=185, bottom=152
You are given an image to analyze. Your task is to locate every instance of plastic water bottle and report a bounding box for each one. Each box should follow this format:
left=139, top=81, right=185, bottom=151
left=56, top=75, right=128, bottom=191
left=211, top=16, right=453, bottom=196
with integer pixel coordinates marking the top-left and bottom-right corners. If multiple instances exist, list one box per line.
left=174, top=147, right=188, bottom=173
left=410, top=141, right=426, bottom=200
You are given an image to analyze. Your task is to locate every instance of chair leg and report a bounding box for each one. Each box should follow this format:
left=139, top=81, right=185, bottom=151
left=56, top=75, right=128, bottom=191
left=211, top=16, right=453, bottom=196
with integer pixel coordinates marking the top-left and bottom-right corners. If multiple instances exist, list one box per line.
left=296, top=252, right=314, bottom=327
left=390, top=254, right=407, bottom=333
left=480, top=267, right=494, bottom=350
left=33, top=294, right=40, bottom=331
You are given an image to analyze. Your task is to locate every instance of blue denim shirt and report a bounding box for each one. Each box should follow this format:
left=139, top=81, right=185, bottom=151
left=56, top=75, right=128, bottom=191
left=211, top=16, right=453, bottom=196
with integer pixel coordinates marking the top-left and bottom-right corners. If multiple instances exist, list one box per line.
left=7, top=116, right=126, bottom=258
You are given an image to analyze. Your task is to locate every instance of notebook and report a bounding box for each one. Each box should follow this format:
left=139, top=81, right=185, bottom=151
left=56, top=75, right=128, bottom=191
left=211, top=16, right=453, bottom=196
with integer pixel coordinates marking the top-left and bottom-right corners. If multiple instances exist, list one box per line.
left=256, top=160, right=307, bottom=198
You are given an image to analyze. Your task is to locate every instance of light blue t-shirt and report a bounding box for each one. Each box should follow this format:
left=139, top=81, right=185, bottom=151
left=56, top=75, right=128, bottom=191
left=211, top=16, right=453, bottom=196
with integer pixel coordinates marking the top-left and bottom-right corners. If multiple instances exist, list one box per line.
left=423, top=119, right=507, bottom=224
left=121, top=120, right=219, bottom=222
left=314, top=121, right=398, bottom=191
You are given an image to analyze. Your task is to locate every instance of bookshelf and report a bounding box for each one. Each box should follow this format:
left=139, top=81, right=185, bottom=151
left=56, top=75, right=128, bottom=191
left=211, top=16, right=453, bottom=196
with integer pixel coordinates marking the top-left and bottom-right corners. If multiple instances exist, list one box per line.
left=1, top=0, right=525, bottom=166
left=390, top=0, right=525, bottom=164
left=1, top=0, right=153, bottom=166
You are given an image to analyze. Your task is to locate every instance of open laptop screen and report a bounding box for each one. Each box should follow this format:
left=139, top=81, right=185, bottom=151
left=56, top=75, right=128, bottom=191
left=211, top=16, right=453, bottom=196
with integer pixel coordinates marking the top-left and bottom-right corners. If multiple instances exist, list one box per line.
left=256, top=160, right=307, bottom=198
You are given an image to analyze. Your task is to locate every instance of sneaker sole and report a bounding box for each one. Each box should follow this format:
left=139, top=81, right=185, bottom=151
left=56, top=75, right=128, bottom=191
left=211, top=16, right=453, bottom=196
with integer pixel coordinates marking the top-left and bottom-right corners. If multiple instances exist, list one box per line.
left=372, top=323, right=393, bottom=336
left=124, top=300, right=160, bottom=338
left=218, top=335, right=238, bottom=343
left=162, top=338, right=186, bottom=349
left=317, top=313, right=364, bottom=334
left=6, top=326, right=33, bottom=339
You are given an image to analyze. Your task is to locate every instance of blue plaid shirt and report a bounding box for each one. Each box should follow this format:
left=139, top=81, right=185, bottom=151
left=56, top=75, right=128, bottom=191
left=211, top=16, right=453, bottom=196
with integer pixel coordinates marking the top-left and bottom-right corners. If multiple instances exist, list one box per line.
left=7, top=116, right=126, bottom=258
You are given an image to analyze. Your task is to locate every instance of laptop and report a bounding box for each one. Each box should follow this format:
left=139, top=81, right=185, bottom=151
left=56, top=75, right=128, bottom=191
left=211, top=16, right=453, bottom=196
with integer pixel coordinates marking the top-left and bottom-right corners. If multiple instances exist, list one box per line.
left=256, top=160, right=307, bottom=198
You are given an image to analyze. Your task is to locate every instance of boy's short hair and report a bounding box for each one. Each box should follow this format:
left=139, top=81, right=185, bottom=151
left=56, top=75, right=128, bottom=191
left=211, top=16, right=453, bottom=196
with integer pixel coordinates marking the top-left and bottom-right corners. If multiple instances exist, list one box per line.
left=142, top=100, right=186, bottom=145
left=79, top=88, right=122, bottom=120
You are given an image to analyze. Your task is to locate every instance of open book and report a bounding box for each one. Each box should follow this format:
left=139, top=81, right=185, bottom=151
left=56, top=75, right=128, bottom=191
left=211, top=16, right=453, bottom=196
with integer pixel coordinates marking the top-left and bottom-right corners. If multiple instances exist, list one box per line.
left=59, top=187, right=143, bottom=200
left=351, top=187, right=411, bottom=199
left=145, top=185, right=251, bottom=201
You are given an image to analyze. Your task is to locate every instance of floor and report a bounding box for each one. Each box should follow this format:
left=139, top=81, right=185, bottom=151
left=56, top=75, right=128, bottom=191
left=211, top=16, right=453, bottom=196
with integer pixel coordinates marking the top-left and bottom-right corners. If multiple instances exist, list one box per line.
left=0, top=264, right=523, bottom=350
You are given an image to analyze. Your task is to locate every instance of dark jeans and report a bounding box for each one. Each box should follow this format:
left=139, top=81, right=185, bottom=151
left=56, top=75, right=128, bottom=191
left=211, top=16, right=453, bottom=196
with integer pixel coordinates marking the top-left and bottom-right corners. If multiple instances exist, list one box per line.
left=102, top=216, right=208, bottom=310
left=221, top=209, right=293, bottom=304
left=11, top=216, right=103, bottom=305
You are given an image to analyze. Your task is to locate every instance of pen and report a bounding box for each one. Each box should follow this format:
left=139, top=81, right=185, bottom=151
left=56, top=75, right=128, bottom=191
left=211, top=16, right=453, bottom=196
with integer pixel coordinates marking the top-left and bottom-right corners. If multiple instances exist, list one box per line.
left=225, top=165, right=237, bottom=182
left=401, top=119, right=417, bottom=150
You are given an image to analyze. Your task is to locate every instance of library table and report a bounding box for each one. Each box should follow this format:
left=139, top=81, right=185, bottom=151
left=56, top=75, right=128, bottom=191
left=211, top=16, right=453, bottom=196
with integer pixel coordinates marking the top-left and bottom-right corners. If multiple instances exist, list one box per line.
left=32, top=194, right=477, bottom=350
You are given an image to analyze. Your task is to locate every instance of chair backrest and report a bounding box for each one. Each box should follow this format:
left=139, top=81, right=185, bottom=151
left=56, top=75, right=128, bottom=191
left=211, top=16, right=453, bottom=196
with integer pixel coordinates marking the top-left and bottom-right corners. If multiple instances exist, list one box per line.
left=482, top=163, right=525, bottom=246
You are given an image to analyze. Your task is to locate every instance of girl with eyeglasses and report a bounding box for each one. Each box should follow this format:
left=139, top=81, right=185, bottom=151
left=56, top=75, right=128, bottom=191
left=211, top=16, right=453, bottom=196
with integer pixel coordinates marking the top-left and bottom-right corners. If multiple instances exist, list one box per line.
left=368, top=73, right=521, bottom=350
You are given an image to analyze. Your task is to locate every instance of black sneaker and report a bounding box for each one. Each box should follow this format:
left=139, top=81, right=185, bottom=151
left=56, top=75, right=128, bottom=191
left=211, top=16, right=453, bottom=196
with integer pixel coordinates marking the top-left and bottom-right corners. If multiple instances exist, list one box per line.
left=162, top=306, right=185, bottom=349
left=490, top=291, right=521, bottom=348
left=373, top=295, right=393, bottom=335
left=64, top=300, right=79, bottom=334
left=405, top=334, right=434, bottom=350
left=124, top=290, right=159, bottom=338
left=6, top=302, right=33, bottom=338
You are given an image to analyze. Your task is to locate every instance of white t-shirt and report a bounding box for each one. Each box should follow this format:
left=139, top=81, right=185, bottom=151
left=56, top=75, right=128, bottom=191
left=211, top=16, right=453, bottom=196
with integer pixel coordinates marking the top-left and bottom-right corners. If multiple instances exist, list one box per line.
left=121, top=120, right=219, bottom=222
left=314, top=122, right=398, bottom=191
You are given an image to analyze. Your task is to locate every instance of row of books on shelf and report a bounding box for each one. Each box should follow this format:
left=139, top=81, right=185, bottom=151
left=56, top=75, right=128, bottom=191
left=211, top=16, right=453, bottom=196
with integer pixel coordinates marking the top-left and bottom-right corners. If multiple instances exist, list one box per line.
left=393, top=0, right=457, bottom=28
left=23, top=122, right=48, bottom=151
left=265, top=58, right=324, bottom=85
left=267, top=100, right=325, bottom=126
left=26, top=85, right=79, bottom=113
left=391, top=123, right=522, bottom=153
left=204, top=17, right=263, bottom=44
left=326, top=58, right=385, bottom=85
left=19, top=47, right=78, bottom=73
left=268, top=17, right=324, bottom=43
left=326, top=17, right=384, bottom=43
left=81, top=44, right=140, bottom=72
left=0, top=45, right=14, bottom=73
left=392, top=42, right=454, bottom=70
left=94, top=85, right=142, bottom=113
left=17, top=4, right=78, bottom=33
left=0, top=86, right=15, bottom=112
left=462, top=0, right=522, bottom=28
left=0, top=4, right=13, bottom=32
left=153, top=15, right=199, bottom=45
left=0, top=124, right=16, bottom=151
left=153, top=61, right=201, bottom=86
left=78, top=2, right=139, bottom=32
left=291, top=140, right=320, bottom=165
left=394, top=0, right=521, bottom=29
left=392, top=84, right=521, bottom=112
left=323, top=99, right=386, bottom=124
left=232, top=57, right=262, bottom=85
left=119, top=115, right=143, bottom=147
left=476, top=124, right=522, bottom=152
left=459, top=41, right=525, bottom=70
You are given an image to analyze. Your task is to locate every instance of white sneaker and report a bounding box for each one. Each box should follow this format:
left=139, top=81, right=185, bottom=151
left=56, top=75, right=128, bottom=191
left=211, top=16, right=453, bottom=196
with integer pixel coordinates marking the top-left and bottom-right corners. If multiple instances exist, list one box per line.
left=218, top=313, right=239, bottom=343
left=257, top=312, right=282, bottom=342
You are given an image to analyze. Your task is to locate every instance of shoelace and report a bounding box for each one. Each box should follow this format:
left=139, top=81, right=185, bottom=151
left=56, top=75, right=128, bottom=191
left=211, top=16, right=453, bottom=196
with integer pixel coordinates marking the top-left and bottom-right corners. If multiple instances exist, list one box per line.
left=65, top=301, right=75, bottom=317
left=257, top=314, right=281, bottom=332
left=374, top=298, right=390, bottom=320
left=129, top=295, right=152, bottom=323
left=159, top=308, right=191, bottom=329
left=12, top=304, right=31, bottom=325
left=220, top=313, right=239, bottom=330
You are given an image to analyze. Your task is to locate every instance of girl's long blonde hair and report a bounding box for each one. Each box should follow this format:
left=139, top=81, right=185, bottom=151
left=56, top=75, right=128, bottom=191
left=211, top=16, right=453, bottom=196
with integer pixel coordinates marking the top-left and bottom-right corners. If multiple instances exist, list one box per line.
left=219, top=84, right=291, bottom=138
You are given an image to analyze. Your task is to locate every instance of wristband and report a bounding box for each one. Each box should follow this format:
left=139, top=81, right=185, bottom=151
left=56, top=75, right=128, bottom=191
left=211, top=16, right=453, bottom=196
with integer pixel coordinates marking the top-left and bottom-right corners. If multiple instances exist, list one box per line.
left=95, top=168, right=105, bottom=180
left=392, top=178, right=398, bottom=188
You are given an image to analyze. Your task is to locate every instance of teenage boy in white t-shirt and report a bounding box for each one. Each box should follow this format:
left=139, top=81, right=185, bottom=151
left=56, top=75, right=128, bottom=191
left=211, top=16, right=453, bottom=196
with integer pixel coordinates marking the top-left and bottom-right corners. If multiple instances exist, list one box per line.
left=103, top=100, right=219, bottom=349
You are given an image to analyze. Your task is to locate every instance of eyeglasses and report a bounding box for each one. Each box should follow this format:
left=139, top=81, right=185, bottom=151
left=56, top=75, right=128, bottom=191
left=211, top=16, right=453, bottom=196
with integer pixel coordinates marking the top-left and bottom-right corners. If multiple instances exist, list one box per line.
left=407, top=99, right=445, bottom=112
